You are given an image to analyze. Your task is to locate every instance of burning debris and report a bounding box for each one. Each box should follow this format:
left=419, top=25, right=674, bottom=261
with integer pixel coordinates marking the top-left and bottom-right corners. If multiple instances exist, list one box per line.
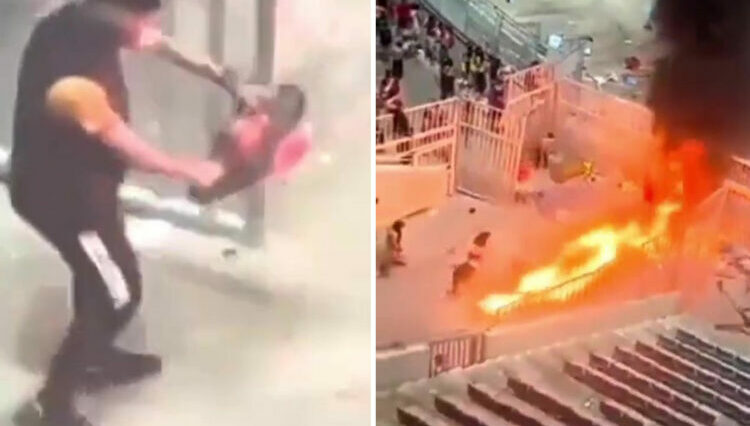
left=478, top=135, right=724, bottom=317
left=479, top=200, right=681, bottom=315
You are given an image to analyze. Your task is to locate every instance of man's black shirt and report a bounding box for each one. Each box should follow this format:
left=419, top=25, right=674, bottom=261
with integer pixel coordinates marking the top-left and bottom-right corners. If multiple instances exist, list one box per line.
left=11, top=1, right=131, bottom=199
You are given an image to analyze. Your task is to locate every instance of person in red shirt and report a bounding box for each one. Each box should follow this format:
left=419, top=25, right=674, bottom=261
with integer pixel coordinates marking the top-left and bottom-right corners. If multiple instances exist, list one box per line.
left=395, top=0, right=415, bottom=33
left=515, top=161, right=535, bottom=203
left=442, top=27, right=455, bottom=50
left=380, top=76, right=411, bottom=138
left=377, top=70, right=398, bottom=113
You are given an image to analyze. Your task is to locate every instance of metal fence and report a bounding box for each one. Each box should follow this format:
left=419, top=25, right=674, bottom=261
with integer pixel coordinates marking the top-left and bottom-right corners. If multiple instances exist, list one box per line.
left=728, top=156, right=750, bottom=189
left=375, top=96, right=526, bottom=201
left=375, top=64, right=558, bottom=201
left=505, top=63, right=557, bottom=103
left=429, top=333, right=485, bottom=377
left=454, top=100, right=523, bottom=200
left=555, top=78, right=655, bottom=181
left=376, top=98, right=459, bottom=148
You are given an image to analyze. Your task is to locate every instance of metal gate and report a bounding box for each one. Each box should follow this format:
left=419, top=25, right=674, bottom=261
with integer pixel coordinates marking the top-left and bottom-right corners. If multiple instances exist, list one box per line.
left=376, top=65, right=666, bottom=203
left=454, top=101, right=523, bottom=200
left=455, top=65, right=556, bottom=201
left=554, top=79, right=654, bottom=181
left=429, top=333, right=484, bottom=377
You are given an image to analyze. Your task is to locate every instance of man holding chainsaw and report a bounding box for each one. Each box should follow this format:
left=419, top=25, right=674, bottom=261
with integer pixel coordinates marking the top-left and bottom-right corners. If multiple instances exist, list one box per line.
left=8, top=0, right=253, bottom=424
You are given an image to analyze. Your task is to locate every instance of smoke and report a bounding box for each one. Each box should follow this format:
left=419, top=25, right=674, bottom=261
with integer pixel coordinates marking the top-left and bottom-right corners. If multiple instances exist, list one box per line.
left=649, top=0, right=750, bottom=166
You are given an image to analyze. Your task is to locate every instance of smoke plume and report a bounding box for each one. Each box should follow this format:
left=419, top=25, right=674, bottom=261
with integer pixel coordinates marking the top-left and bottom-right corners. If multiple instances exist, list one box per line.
left=649, top=0, right=750, bottom=168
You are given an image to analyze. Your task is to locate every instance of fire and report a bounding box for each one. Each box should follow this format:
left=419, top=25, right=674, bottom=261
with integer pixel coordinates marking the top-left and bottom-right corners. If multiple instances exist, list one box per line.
left=479, top=201, right=683, bottom=316
left=478, top=136, right=722, bottom=317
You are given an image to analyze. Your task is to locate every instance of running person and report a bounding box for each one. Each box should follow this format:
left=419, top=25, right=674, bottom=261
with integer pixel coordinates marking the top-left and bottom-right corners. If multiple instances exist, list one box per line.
left=9, top=0, right=238, bottom=424
left=448, top=231, right=491, bottom=296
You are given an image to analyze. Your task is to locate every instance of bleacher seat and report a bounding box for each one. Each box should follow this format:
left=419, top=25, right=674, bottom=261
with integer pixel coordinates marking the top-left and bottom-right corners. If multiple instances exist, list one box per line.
left=587, top=353, right=717, bottom=424
left=564, top=360, right=700, bottom=426
left=675, top=329, right=750, bottom=375
left=397, top=405, right=452, bottom=426
left=467, top=383, right=562, bottom=426
left=384, top=324, right=750, bottom=426
left=506, top=376, right=600, bottom=425
left=433, top=395, right=497, bottom=426
left=599, top=399, right=651, bottom=426
left=658, top=335, right=750, bottom=388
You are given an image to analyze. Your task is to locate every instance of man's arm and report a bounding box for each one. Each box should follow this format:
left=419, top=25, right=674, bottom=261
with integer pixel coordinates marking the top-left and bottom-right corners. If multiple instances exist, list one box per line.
left=47, top=76, right=222, bottom=186
left=136, top=28, right=239, bottom=98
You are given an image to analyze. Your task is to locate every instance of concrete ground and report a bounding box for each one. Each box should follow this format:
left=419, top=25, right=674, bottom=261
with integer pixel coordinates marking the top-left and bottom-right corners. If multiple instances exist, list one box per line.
left=0, top=192, right=369, bottom=426
left=497, top=0, right=656, bottom=71
left=495, top=0, right=659, bottom=98
left=375, top=175, right=673, bottom=347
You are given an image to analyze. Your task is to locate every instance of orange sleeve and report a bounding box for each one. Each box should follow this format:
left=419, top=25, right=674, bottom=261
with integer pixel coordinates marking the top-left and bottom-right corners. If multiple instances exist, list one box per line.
left=46, top=76, right=120, bottom=135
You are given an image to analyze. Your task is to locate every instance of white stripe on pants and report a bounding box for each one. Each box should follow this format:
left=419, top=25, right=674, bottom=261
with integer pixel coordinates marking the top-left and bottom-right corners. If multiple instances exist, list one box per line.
left=78, top=231, right=131, bottom=310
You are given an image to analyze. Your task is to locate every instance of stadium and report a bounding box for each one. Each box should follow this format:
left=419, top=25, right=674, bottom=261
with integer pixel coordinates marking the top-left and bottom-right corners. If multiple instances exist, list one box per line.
left=376, top=0, right=750, bottom=424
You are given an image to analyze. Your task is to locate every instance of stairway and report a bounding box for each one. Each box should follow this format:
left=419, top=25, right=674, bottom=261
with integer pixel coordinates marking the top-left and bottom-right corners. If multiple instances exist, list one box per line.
left=381, top=317, right=750, bottom=425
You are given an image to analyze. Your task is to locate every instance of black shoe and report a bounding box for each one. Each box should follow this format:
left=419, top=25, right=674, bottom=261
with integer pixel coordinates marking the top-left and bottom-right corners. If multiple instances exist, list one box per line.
left=14, top=391, right=93, bottom=426
left=83, top=349, right=162, bottom=391
left=37, top=408, right=93, bottom=426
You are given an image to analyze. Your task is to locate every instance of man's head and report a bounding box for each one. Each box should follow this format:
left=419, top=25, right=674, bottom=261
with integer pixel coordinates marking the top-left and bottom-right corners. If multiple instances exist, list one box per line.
left=253, top=85, right=306, bottom=136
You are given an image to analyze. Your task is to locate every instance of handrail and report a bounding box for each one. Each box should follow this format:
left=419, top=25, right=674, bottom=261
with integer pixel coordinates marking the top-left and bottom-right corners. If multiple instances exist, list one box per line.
left=468, top=0, right=546, bottom=55
left=417, top=0, right=547, bottom=67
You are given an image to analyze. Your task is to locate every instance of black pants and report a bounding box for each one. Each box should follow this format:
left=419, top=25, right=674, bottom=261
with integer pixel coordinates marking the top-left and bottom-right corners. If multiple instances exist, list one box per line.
left=378, top=29, right=392, bottom=49
left=474, top=72, right=487, bottom=95
left=10, top=181, right=141, bottom=406
left=440, top=77, right=455, bottom=100
left=391, top=59, right=404, bottom=79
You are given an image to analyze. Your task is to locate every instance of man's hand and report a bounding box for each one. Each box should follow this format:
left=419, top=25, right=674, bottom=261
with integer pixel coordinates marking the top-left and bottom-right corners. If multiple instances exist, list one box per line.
left=219, top=66, right=252, bottom=113
left=180, top=159, right=224, bottom=188
left=219, top=66, right=240, bottom=97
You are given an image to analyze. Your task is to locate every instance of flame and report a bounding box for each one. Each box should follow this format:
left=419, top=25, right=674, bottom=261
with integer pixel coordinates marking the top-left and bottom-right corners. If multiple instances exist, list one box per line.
left=479, top=201, right=682, bottom=315
left=478, top=294, right=522, bottom=313
left=478, top=137, right=722, bottom=316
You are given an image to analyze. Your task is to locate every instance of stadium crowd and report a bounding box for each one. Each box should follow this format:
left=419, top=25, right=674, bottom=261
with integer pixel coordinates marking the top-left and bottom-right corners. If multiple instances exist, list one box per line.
left=375, top=0, right=546, bottom=143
